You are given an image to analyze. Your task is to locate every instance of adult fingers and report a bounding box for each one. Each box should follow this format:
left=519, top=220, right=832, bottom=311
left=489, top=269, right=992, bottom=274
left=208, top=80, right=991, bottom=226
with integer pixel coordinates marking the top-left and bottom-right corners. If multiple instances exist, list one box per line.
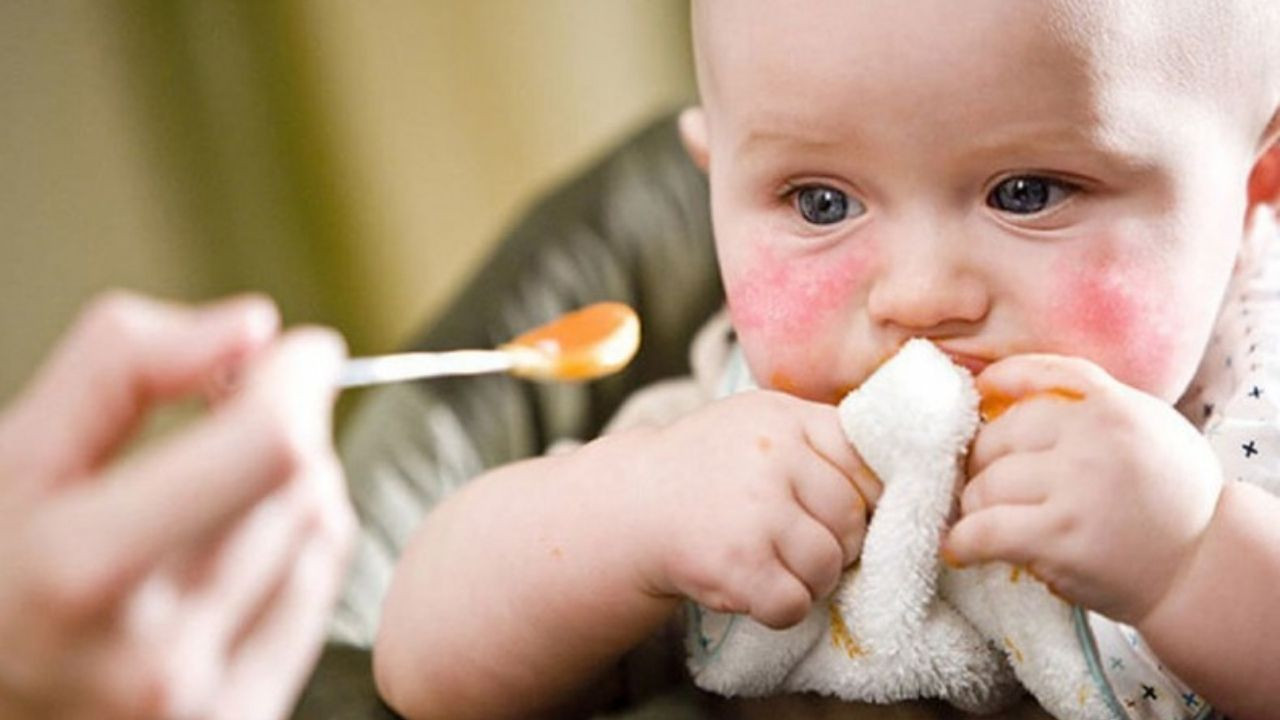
left=235, top=325, right=355, bottom=557
left=202, top=325, right=354, bottom=658
left=960, top=452, right=1052, bottom=516
left=211, top=514, right=351, bottom=720
left=944, top=504, right=1047, bottom=568
left=184, top=484, right=311, bottom=668
left=772, top=514, right=845, bottom=601
left=211, top=455, right=349, bottom=658
left=2, top=291, right=279, bottom=482
left=119, top=454, right=348, bottom=719
left=32, top=329, right=346, bottom=618
left=239, top=330, right=354, bottom=525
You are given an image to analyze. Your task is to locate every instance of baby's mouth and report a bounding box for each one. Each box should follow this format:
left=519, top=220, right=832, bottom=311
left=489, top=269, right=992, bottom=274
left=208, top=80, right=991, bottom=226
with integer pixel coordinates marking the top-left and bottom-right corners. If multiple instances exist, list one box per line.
left=934, top=347, right=994, bottom=376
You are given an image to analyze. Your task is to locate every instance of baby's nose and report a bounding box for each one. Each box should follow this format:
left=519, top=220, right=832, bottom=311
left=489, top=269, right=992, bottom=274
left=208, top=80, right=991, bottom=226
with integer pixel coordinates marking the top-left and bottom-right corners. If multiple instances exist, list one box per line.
left=865, top=236, right=989, bottom=331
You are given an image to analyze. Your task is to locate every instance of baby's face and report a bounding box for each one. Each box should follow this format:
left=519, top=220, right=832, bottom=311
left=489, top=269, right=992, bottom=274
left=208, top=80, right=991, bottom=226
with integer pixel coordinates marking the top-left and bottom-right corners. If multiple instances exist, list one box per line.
left=693, top=0, right=1264, bottom=404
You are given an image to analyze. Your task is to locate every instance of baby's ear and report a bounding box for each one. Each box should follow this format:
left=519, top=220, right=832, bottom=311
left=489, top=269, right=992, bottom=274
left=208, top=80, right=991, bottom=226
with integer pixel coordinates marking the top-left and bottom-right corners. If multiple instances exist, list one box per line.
left=1240, top=112, right=1280, bottom=269
left=678, top=106, right=710, bottom=172
left=1248, top=109, right=1280, bottom=208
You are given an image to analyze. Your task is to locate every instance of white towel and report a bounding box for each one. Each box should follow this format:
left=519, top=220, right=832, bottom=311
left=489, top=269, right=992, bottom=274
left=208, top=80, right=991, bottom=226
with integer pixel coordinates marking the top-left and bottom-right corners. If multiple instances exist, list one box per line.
left=688, top=339, right=1113, bottom=719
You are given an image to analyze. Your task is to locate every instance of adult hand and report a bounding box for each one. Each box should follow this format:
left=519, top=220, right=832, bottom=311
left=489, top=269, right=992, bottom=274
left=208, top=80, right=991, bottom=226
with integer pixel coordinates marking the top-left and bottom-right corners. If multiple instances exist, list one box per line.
left=0, top=291, right=355, bottom=719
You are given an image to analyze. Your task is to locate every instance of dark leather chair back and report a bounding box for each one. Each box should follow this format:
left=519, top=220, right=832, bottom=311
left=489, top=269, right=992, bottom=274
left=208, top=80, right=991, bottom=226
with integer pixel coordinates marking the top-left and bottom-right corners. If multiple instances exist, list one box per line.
left=333, top=114, right=720, bottom=645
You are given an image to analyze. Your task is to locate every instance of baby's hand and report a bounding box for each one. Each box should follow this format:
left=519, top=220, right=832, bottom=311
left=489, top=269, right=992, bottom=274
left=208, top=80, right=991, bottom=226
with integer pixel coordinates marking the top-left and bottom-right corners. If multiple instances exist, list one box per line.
left=945, top=355, right=1222, bottom=625
left=625, top=391, right=878, bottom=629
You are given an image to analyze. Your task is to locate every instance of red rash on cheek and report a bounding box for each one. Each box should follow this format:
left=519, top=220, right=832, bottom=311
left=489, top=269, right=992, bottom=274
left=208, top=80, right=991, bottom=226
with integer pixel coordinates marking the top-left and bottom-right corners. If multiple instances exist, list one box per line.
left=1051, top=247, right=1176, bottom=387
left=725, top=241, right=875, bottom=336
left=725, top=240, right=877, bottom=402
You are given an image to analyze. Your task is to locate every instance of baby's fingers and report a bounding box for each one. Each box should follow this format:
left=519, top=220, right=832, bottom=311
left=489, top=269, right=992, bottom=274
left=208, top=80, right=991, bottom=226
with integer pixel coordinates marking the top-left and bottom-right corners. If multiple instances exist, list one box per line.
left=960, top=452, right=1052, bottom=516
left=968, top=397, right=1063, bottom=476
left=799, top=405, right=881, bottom=507
left=978, top=353, right=1104, bottom=399
left=747, top=561, right=813, bottom=630
left=774, top=516, right=844, bottom=601
left=944, top=505, right=1046, bottom=568
left=791, top=447, right=868, bottom=565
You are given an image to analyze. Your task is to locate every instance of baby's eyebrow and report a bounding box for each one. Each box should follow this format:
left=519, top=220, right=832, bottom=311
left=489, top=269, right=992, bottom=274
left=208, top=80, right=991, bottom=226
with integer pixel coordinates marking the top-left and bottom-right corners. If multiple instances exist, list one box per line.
left=958, top=122, right=1163, bottom=178
left=736, top=128, right=851, bottom=156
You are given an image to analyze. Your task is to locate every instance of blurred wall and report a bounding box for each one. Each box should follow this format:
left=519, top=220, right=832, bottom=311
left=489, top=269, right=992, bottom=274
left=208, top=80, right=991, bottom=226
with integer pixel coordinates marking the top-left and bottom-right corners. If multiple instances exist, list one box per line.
left=0, top=2, right=197, bottom=402
left=0, top=1, right=694, bottom=403
left=300, top=1, right=696, bottom=348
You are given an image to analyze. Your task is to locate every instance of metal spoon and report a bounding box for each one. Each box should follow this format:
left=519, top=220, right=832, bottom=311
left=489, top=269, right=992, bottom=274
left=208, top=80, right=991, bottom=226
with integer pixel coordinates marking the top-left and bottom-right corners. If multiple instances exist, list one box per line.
left=337, top=302, right=640, bottom=388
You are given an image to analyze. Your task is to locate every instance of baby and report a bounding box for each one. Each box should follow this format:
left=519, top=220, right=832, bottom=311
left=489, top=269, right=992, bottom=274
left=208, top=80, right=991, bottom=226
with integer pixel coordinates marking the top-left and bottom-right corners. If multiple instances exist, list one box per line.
left=374, top=2, right=1280, bottom=719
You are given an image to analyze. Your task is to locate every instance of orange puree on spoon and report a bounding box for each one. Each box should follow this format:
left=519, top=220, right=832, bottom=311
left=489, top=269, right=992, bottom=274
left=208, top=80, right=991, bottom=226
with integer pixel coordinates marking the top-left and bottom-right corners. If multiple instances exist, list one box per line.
left=501, top=302, right=640, bottom=381
left=337, top=302, right=640, bottom=388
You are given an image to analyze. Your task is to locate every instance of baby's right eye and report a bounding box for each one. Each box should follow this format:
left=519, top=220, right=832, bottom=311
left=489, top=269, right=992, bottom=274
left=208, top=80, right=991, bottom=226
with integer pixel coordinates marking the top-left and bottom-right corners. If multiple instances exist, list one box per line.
left=793, top=185, right=863, bottom=226
left=986, top=175, right=1077, bottom=215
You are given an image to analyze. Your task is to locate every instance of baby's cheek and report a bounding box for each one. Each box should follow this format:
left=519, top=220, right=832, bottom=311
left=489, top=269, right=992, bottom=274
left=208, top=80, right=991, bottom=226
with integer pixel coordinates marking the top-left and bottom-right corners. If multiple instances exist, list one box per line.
left=725, top=240, right=876, bottom=400
left=1047, top=249, right=1180, bottom=393
left=725, top=242, right=874, bottom=334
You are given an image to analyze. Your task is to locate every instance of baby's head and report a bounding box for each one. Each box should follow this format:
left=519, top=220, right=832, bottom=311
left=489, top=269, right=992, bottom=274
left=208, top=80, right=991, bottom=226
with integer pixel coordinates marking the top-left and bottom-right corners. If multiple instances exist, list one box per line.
left=682, top=0, right=1280, bottom=405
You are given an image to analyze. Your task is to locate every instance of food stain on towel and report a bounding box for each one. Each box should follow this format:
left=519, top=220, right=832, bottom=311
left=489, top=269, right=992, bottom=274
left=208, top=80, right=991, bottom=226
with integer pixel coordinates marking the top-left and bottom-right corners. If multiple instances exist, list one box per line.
left=828, top=602, right=865, bottom=658
left=1003, top=636, right=1025, bottom=664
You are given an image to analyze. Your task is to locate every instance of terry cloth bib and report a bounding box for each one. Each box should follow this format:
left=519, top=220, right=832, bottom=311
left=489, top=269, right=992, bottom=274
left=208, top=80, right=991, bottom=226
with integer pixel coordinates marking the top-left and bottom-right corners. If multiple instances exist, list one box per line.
left=687, top=211, right=1280, bottom=720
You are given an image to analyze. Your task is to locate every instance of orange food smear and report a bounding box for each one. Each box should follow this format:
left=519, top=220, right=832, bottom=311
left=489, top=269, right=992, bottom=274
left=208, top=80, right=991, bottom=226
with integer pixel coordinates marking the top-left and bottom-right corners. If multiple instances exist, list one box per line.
left=979, top=387, right=1084, bottom=422
left=768, top=371, right=801, bottom=395
left=1003, top=635, right=1025, bottom=664
left=769, top=375, right=864, bottom=405
left=828, top=603, right=865, bottom=658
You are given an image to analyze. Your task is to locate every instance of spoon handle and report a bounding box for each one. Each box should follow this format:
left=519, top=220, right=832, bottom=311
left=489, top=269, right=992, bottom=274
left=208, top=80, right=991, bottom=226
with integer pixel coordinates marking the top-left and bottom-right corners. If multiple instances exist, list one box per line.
left=338, top=349, right=515, bottom=388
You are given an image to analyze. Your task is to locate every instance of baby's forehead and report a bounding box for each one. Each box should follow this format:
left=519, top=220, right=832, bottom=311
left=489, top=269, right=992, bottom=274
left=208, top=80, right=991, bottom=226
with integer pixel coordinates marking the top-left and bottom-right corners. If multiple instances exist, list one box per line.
left=693, top=0, right=1278, bottom=148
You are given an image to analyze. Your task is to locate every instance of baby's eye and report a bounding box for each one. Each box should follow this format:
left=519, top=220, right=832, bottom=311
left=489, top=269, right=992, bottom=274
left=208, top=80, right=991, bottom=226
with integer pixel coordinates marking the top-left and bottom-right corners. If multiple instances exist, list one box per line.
left=986, top=175, right=1076, bottom=215
left=794, top=185, right=863, bottom=225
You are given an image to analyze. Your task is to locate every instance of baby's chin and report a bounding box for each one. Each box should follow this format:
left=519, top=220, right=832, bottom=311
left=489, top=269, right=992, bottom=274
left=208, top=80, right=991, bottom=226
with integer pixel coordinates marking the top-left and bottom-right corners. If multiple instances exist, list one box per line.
left=748, top=352, right=894, bottom=406
left=757, top=369, right=864, bottom=405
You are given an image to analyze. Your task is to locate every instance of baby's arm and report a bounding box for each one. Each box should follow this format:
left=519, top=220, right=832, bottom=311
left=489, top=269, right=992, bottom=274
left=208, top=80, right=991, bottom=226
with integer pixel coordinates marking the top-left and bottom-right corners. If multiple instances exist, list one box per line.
left=374, top=391, right=876, bottom=720
left=1134, top=481, right=1280, bottom=720
left=373, top=435, right=679, bottom=720
left=946, top=355, right=1279, bottom=718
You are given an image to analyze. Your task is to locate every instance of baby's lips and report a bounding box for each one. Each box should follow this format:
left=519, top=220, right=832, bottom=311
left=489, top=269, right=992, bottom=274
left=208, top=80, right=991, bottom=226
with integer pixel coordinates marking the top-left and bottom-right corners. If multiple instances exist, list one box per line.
left=978, top=387, right=1084, bottom=422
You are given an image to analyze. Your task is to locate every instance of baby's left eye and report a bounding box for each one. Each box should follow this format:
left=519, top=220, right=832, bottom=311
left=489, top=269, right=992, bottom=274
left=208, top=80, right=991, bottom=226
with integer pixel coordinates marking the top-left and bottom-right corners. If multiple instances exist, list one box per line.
left=986, top=175, right=1076, bottom=215
left=793, top=184, right=865, bottom=225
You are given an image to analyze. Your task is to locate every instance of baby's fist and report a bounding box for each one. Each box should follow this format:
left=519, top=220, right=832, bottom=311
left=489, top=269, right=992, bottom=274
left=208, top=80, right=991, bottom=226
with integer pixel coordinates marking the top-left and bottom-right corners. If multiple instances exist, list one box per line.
left=948, top=354, right=1222, bottom=624
left=629, top=391, right=878, bottom=628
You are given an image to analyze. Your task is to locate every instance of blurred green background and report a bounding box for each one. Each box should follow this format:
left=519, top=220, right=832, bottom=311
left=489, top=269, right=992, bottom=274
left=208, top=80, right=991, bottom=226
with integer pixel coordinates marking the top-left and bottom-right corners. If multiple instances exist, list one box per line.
left=0, top=1, right=694, bottom=404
